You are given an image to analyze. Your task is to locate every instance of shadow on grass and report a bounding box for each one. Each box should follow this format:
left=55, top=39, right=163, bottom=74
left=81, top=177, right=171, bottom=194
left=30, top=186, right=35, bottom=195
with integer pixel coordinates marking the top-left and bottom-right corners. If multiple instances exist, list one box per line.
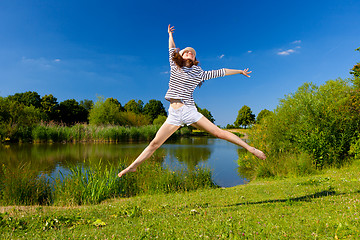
left=227, top=190, right=337, bottom=207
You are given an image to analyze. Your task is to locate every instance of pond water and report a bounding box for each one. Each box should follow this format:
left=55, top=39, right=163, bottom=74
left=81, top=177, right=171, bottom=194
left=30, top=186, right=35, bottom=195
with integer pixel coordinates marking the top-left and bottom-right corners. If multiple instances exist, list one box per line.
left=0, top=137, right=249, bottom=187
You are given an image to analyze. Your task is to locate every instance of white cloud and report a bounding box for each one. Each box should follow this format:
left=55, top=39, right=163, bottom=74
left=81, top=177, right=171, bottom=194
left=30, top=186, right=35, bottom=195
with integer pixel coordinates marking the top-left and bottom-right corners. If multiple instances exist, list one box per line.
left=247, top=50, right=252, bottom=53
left=21, top=57, right=52, bottom=68
left=277, top=49, right=294, bottom=55
left=277, top=46, right=301, bottom=56
left=276, top=40, right=302, bottom=56
left=54, top=59, right=61, bottom=62
left=218, top=54, right=225, bottom=59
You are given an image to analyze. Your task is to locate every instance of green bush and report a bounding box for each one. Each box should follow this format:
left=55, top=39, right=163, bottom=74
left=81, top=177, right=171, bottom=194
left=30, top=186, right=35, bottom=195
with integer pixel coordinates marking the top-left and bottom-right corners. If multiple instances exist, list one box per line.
left=153, top=115, right=167, bottom=125
left=89, top=96, right=150, bottom=126
left=241, top=78, right=360, bottom=178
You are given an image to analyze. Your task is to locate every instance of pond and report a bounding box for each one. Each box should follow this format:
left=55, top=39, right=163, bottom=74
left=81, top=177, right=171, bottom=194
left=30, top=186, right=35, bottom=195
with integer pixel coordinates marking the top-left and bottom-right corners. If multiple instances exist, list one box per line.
left=0, top=137, right=249, bottom=188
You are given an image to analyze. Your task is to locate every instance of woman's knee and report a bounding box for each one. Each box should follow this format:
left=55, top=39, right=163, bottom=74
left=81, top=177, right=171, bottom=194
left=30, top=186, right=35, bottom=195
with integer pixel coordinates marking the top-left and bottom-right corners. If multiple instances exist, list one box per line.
left=213, top=129, right=228, bottom=139
left=149, top=139, right=162, bottom=150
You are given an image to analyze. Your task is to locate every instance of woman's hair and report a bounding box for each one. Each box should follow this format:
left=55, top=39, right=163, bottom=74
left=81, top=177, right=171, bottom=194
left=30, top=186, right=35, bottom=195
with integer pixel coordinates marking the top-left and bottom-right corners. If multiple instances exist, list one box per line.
left=172, top=50, right=199, bottom=68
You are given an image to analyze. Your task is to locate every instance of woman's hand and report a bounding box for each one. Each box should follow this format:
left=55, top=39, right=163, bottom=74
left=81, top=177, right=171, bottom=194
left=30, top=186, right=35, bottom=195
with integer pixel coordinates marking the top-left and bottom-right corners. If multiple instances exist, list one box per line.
left=168, top=24, right=175, bottom=34
left=240, top=68, right=252, bottom=77
left=224, top=68, right=252, bottom=77
left=168, top=24, right=176, bottom=49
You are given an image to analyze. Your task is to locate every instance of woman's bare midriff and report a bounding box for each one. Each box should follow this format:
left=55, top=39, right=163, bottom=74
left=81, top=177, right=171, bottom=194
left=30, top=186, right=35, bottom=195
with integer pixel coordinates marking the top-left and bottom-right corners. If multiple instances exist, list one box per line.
left=169, top=99, right=184, bottom=110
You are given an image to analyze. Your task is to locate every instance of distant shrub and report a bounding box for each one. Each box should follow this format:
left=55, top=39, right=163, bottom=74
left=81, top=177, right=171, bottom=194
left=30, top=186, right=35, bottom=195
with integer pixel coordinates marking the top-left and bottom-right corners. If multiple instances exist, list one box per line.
left=153, top=115, right=167, bottom=125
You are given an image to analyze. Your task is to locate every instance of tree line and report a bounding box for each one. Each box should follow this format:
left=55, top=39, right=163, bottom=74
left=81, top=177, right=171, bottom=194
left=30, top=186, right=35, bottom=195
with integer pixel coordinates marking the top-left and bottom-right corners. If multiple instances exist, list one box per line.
left=0, top=91, right=220, bottom=142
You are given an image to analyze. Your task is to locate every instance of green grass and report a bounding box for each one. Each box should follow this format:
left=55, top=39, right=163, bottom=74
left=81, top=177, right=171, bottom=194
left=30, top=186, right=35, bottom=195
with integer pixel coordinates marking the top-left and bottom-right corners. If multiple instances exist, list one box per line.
left=1, top=161, right=359, bottom=239
left=0, top=159, right=215, bottom=207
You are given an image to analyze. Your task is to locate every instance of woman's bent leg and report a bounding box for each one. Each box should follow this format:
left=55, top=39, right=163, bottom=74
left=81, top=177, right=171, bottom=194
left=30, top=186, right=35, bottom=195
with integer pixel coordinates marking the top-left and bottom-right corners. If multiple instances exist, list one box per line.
left=191, top=117, right=266, bottom=160
left=118, top=123, right=180, bottom=177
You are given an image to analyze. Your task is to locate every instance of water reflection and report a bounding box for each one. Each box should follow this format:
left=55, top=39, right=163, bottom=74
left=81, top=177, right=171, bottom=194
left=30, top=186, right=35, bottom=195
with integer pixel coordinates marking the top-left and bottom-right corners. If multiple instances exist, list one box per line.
left=165, top=138, right=212, bottom=171
left=0, top=138, right=248, bottom=187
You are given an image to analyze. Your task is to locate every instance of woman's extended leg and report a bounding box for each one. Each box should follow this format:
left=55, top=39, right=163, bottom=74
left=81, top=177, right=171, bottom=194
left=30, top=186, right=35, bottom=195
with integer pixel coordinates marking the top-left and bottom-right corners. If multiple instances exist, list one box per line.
left=118, top=123, right=180, bottom=177
left=191, top=117, right=266, bottom=160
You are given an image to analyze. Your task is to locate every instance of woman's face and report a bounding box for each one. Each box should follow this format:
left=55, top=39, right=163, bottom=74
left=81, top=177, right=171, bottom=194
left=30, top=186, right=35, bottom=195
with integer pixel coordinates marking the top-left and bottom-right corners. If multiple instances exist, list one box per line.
left=182, top=50, right=196, bottom=61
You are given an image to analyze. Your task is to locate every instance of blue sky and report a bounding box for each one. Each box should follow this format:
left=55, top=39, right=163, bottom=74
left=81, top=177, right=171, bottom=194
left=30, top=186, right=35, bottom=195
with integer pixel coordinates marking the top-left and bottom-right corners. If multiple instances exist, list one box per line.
left=1, top=0, right=359, bottom=126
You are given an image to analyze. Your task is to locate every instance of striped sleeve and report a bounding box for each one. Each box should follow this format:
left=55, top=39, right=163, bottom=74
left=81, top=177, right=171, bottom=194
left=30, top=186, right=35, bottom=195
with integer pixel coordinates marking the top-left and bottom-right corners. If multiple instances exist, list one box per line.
left=169, top=48, right=177, bottom=68
left=197, top=67, right=226, bottom=81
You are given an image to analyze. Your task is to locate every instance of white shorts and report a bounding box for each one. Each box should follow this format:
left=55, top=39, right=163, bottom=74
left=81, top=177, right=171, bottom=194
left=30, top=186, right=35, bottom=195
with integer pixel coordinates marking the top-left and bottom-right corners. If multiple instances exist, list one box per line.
left=165, top=105, right=203, bottom=126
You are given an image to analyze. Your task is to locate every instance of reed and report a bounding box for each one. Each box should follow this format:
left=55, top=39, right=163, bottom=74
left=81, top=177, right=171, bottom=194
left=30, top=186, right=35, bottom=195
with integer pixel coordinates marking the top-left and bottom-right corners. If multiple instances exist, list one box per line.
left=0, top=163, right=52, bottom=205
left=53, top=160, right=123, bottom=205
left=52, top=160, right=215, bottom=206
left=31, top=124, right=162, bottom=143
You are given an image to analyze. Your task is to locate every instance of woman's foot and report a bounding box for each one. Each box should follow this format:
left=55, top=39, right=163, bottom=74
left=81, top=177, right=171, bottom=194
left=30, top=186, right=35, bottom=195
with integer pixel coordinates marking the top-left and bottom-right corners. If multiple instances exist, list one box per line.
left=251, top=147, right=267, bottom=160
left=118, top=167, right=137, bottom=178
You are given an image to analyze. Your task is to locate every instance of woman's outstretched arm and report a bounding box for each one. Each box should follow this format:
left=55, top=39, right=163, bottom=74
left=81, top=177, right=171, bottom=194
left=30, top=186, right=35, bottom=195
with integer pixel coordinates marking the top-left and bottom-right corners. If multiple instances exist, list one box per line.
left=224, top=68, right=252, bottom=77
left=168, top=24, right=176, bottom=49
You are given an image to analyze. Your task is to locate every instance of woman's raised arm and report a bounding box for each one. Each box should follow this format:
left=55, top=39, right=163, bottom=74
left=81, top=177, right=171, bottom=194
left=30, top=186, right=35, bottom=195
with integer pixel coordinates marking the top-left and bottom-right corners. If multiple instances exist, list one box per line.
left=168, top=24, right=176, bottom=49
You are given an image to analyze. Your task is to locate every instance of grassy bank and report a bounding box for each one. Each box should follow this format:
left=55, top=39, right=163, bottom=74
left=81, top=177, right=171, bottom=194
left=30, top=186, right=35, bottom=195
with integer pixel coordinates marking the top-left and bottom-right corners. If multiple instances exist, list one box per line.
left=1, top=161, right=359, bottom=239
left=0, top=160, right=215, bottom=206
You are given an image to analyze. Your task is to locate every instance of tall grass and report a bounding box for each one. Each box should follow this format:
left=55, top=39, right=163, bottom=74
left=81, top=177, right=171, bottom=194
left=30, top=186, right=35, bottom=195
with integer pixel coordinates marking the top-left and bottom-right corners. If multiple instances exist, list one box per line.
left=0, top=163, right=52, bottom=205
left=0, top=159, right=216, bottom=206
left=32, top=123, right=162, bottom=143
left=54, top=160, right=124, bottom=205
left=54, top=160, right=216, bottom=206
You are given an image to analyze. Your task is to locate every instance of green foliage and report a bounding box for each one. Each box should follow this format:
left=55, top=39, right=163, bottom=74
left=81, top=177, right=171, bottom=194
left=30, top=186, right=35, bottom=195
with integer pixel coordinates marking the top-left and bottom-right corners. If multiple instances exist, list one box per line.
left=54, top=160, right=124, bottom=205
left=7, top=91, right=42, bottom=108
left=225, top=124, right=237, bottom=129
left=234, top=105, right=255, bottom=129
left=349, top=137, right=360, bottom=161
left=244, top=78, right=360, bottom=178
left=143, top=99, right=167, bottom=123
left=40, top=94, right=59, bottom=121
left=124, top=99, right=143, bottom=114
left=350, top=47, right=360, bottom=78
left=256, top=109, right=273, bottom=124
left=0, top=97, right=43, bottom=142
left=89, top=97, right=150, bottom=126
left=58, top=99, right=88, bottom=125
left=0, top=163, right=52, bottom=205
left=153, top=115, right=167, bottom=125
left=88, top=96, right=122, bottom=125
left=79, top=99, right=94, bottom=112
left=119, top=111, right=151, bottom=126
left=1, top=162, right=359, bottom=238
left=32, top=123, right=160, bottom=143
left=196, top=104, right=215, bottom=123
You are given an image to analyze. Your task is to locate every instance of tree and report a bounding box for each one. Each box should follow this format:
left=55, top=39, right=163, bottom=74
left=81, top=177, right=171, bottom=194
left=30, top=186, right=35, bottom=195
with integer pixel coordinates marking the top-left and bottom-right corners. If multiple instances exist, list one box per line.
left=350, top=47, right=360, bottom=79
left=256, top=109, right=273, bottom=124
left=105, top=98, right=124, bottom=112
left=234, top=105, right=255, bottom=129
left=143, top=99, right=167, bottom=123
left=41, top=94, right=59, bottom=121
left=8, top=91, right=42, bottom=108
left=58, top=99, right=88, bottom=125
left=124, top=99, right=143, bottom=114
left=79, top=99, right=94, bottom=112
left=89, top=96, right=122, bottom=125
left=196, top=104, right=215, bottom=123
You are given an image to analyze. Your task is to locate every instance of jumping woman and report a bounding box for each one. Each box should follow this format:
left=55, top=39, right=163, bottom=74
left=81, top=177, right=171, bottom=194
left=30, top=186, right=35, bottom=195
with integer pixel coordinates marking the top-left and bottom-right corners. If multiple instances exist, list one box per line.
left=118, top=25, right=266, bottom=178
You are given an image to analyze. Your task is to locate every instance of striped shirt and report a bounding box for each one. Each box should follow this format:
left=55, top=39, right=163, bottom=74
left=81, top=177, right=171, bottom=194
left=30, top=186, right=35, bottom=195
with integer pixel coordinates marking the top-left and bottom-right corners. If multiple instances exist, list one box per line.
left=165, top=48, right=225, bottom=106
